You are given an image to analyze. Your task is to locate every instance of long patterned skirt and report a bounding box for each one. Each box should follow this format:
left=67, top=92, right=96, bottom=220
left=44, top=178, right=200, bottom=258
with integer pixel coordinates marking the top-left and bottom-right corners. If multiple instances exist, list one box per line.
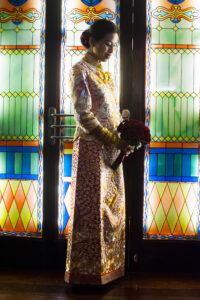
left=65, top=138, right=125, bottom=285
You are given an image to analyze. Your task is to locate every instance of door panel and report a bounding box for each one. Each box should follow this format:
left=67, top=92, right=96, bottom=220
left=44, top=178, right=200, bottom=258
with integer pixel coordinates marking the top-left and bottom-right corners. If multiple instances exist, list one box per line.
left=144, top=0, right=200, bottom=239
left=125, top=0, right=200, bottom=272
left=0, top=0, right=122, bottom=268
left=58, top=0, right=120, bottom=238
left=0, top=0, right=44, bottom=237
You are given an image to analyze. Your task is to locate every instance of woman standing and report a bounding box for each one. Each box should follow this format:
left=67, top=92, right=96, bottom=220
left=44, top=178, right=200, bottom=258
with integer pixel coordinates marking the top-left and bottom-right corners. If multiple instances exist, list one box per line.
left=65, top=19, right=134, bottom=285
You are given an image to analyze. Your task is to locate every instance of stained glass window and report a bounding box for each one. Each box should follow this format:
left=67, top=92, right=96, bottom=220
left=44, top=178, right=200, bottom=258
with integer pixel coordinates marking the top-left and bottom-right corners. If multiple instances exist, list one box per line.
left=59, top=0, right=120, bottom=238
left=0, top=0, right=45, bottom=237
left=144, top=0, right=200, bottom=239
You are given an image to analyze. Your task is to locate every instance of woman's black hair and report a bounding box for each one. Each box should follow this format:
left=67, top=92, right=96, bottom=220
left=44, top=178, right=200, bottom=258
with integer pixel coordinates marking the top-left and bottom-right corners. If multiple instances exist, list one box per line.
left=80, top=19, right=118, bottom=49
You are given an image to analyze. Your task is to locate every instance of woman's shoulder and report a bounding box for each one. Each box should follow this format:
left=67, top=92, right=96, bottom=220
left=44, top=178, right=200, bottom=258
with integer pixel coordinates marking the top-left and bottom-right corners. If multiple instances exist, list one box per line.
left=71, top=59, right=90, bottom=76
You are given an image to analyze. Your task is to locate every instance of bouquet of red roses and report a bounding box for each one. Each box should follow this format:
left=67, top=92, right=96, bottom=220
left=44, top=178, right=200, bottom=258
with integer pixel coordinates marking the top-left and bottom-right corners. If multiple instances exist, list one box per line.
left=111, top=119, right=151, bottom=170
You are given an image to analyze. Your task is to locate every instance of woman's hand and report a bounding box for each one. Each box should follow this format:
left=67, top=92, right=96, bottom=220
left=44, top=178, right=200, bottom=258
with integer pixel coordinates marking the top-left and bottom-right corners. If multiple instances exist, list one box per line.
left=118, top=139, right=135, bottom=156
left=125, top=145, right=135, bottom=156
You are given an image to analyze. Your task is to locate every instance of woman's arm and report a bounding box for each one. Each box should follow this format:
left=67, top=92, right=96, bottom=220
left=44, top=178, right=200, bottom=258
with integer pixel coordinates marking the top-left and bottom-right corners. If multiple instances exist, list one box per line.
left=70, top=64, right=125, bottom=149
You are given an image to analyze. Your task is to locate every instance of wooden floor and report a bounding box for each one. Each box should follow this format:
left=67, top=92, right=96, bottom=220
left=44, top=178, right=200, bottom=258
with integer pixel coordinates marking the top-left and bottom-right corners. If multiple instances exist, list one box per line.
left=0, top=268, right=200, bottom=300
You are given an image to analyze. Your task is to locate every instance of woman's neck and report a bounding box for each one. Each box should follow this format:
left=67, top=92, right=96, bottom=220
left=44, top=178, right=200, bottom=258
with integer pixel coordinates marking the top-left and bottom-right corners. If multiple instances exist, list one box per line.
left=84, top=51, right=102, bottom=67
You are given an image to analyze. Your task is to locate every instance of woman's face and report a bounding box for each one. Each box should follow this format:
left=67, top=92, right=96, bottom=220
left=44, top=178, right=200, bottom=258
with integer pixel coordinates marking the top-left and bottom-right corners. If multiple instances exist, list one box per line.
left=90, top=32, right=118, bottom=62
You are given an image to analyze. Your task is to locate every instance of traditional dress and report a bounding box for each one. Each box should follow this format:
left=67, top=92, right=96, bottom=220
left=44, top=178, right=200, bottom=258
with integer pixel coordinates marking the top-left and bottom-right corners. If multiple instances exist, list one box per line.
left=65, top=52, right=125, bottom=285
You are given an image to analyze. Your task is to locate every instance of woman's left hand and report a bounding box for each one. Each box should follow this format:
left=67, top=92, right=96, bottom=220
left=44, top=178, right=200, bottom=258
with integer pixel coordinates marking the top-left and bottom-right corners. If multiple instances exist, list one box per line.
left=125, top=145, right=135, bottom=157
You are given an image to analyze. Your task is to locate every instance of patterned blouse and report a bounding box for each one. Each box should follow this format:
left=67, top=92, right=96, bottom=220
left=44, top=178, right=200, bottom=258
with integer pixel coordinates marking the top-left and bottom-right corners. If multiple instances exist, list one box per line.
left=69, top=52, right=122, bottom=147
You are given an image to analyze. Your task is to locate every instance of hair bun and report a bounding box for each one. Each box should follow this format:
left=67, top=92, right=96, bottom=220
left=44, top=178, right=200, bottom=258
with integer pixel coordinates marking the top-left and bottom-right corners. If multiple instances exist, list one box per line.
left=80, top=29, right=91, bottom=49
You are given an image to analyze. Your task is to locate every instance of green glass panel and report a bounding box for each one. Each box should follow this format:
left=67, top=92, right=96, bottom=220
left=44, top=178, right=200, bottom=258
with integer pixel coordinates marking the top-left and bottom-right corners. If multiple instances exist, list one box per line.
left=166, top=203, right=178, bottom=233
left=0, top=23, right=2, bottom=39
left=160, top=19, right=174, bottom=29
left=65, top=119, right=70, bottom=125
left=181, top=183, right=192, bottom=201
left=18, top=20, right=32, bottom=30
left=33, top=96, right=39, bottom=137
left=152, top=29, right=159, bottom=44
left=3, top=96, right=9, bottom=136
left=168, top=96, right=175, bottom=137
left=34, top=20, right=41, bottom=30
left=187, top=97, right=193, bottom=138
left=193, top=97, right=199, bottom=138
left=177, top=19, right=191, bottom=29
left=17, top=31, right=33, bottom=46
left=33, top=53, right=40, bottom=94
left=194, top=53, right=200, bottom=94
left=193, top=18, right=200, bottom=30
left=2, top=22, right=15, bottom=30
left=154, top=203, right=165, bottom=232
left=174, top=154, right=182, bottom=177
left=10, top=53, right=22, bottom=93
left=0, top=153, right=6, bottom=173
left=176, top=29, right=192, bottom=45
left=150, top=95, right=156, bottom=138
left=14, top=153, right=22, bottom=174
left=9, top=201, right=20, bottom=229
left=157, top=154, right=165, bottom=176
left=162, top=96, right=169, bottom=137
left=151, top=52, right=157, bottom=92
left=22, top=54, right=34, bottom=93
left=64, top=128, right=75, bottom=137
left=64, top=100, right=76, bottom=137
left=191, top=155, right=198, bottom=177
left=169, top=53, right=181, bottom=93
left=15, top=96, right=21, bottom=137
left=0, top=96, right=3, bottom=136
left=71, top=117, right=76, bottom=126
left=181, top=97, right=187, bottom=138
left=182, top=53, right=193, bottom=93
left=174, top=96, right=181, bottom=138
left=179, top=204, right=190, bottom=233
left=160, top=29, right=175, bottom=45
left=157, top=53, right=169, bottom=91
left=1, top=31, right=16, bottom=45
left=156, top=96, right=162, bottom=138
left=0, top=54, right=10, bottom=93
left=168, top=183, right=179, bottom=198
left=152, top=17, right=159, bottom=29
left=21, top=96, right=27, bottom=137
left=31, top=153, right=38, bottom=175
left=27, top=96, right=33, bottom=137
left=9, top=96, right=15, bottom=136
left=34, top=54, right=40, bottom=93
left=193, top=29, right=200, bottom=45
left=156, top=182, right=166, bottom=198
left=65, top=116, right=76, bottom=126
left=33, top=31, right=40, bottom=45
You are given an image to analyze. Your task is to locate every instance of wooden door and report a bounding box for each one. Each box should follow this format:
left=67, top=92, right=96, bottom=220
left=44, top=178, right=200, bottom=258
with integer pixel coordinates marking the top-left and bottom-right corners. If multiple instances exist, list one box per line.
left=123, top=0, right=200, bottom=273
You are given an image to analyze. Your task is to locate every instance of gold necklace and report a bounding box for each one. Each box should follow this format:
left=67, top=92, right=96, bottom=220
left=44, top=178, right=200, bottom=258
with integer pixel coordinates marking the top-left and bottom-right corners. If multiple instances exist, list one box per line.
left=96, top=65, right=112, bottom=84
